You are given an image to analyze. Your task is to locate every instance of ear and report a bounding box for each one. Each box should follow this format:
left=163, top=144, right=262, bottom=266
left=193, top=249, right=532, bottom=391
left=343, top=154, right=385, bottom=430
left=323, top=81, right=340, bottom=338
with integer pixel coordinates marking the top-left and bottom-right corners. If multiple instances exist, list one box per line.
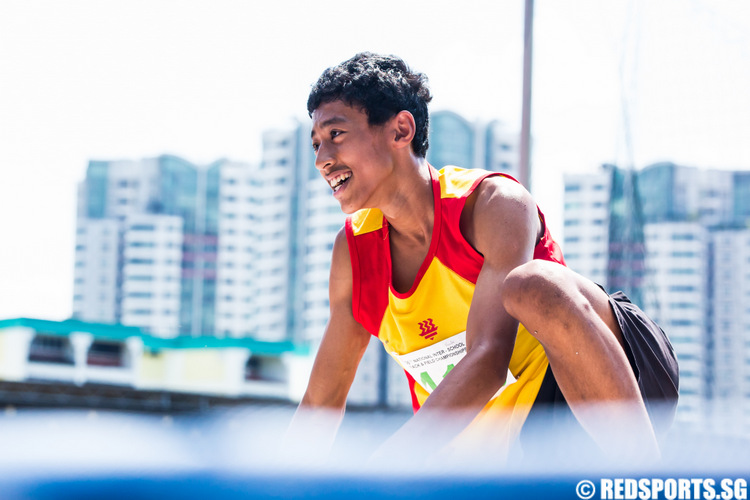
left=390, top=110, right=417, bottom=151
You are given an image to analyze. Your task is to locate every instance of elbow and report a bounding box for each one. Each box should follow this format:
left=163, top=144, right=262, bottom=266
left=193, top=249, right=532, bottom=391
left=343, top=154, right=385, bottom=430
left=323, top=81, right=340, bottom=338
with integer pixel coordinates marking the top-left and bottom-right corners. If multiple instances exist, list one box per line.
left=491, top=367, right=508, bottom=391
left=468, top=342, right=511, bottom=390
left=300, top=385, right=348, bottom=411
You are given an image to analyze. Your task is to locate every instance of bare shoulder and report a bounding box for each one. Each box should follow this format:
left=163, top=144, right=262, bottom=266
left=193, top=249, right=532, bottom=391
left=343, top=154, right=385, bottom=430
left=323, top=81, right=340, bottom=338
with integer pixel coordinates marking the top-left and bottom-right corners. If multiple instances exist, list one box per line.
left=331, top=225, right=349, bottom=265
left=460, top=175, right=541, bottom=260
left=329, top=225, right=353, bottom=304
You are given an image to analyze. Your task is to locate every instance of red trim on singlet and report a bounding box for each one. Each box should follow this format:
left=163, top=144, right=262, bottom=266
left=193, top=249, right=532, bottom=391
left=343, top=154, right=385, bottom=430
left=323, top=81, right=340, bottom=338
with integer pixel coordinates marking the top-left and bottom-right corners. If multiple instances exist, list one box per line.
left=385, top=166, right=444, bottom=300
left=344, top=218, right=361, bottom=323
left=436, top=171, right=495, bottom=283
left=405, top=371, right=421, bottom=413
left=534, top=210, right=566, bottom=265
left=345, top=216, right=390, bottom=336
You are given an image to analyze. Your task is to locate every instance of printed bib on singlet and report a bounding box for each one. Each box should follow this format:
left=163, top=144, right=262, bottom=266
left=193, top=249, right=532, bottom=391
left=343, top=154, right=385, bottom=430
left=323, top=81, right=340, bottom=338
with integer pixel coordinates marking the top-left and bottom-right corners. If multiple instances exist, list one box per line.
left=389, top=332, right=468, bottom=394
left=389, top=331, right=516, bottom=395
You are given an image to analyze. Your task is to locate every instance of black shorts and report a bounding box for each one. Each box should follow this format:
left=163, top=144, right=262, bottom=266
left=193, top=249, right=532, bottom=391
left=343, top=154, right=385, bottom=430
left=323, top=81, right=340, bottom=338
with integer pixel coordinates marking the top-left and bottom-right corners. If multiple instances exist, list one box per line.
left=519, top=290, right=679, bottom=453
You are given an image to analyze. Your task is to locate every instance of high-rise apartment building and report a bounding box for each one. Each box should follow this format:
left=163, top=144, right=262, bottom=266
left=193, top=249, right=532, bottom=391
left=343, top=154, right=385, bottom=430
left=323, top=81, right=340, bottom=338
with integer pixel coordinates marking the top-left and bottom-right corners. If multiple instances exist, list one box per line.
left=74, top=156, right=221, bottom=338
left=563, top=162, right=750, bottom=433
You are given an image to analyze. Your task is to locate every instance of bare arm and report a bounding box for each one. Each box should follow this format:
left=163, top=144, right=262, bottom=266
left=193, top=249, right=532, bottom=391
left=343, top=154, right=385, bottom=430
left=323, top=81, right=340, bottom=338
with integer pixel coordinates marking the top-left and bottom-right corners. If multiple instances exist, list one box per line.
left=285, top=227, right=371, bottom=452
left=373, top=177, right=541, bottom=457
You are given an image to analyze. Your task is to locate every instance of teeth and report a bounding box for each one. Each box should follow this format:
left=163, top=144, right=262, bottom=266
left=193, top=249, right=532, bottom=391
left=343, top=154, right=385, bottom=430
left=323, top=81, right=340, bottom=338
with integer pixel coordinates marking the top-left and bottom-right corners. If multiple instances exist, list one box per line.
left=329, top=172, right=352, bottom=191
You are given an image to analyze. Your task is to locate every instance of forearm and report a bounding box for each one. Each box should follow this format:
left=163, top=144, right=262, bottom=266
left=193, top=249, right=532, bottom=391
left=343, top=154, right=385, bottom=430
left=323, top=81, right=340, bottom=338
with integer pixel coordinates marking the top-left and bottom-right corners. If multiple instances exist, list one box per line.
left=285, top=398, right=346, bottom=455
left=419, top=344, right=508, bottom=412
left=375, top=344, right=511, bottom=461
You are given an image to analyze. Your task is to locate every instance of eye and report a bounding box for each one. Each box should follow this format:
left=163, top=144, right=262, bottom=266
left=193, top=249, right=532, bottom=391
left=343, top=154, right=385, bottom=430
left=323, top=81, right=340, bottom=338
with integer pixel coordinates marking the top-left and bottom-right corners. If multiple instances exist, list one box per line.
left=330, top=130, right=343, bottom=139
left=312, top=142, right=319, bottom=153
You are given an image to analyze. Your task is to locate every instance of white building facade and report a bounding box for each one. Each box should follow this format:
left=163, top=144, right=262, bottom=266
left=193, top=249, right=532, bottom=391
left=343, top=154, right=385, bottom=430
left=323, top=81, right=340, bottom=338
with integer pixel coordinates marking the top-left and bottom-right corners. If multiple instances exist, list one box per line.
left=120, top=214, right=184, bottom=338
left=562, top=170, right=612, bottom=285
left=643, top=222, right=708, bottom=427
left=710, top=229, right=750, bottom=436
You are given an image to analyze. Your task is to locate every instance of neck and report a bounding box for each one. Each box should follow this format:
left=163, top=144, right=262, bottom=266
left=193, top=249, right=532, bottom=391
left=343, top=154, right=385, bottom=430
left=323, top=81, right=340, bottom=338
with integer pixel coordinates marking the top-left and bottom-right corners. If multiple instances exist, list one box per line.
left=379, top=159, right=434, bottom=245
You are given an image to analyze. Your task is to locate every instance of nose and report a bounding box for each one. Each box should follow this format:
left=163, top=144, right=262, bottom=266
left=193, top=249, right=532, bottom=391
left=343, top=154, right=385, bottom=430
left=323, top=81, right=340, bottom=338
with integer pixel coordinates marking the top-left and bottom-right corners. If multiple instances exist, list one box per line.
left=314, top=142, right=335, bottom=172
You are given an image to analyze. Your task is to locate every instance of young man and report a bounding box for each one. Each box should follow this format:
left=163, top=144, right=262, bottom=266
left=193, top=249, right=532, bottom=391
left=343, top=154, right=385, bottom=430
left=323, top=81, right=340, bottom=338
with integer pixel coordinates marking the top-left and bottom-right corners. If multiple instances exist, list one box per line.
left=291, top=52, right=678, bottom=462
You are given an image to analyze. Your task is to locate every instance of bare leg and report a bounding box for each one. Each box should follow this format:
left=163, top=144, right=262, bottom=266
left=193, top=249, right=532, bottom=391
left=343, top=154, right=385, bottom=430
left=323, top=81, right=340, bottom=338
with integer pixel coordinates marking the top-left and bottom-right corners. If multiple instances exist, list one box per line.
left=502, top=260, right=659, bottom=460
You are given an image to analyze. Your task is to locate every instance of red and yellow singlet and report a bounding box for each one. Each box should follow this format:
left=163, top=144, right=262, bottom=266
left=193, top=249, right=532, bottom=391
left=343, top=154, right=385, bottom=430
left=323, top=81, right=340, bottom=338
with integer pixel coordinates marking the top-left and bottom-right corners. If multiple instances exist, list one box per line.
left=345, top=165, right=566, bottom=446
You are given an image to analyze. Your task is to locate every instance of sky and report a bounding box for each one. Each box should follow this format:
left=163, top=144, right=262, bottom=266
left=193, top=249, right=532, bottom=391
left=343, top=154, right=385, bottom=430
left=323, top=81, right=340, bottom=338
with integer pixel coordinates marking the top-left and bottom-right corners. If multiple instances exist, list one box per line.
left=0, top=0, right=748, bottom=322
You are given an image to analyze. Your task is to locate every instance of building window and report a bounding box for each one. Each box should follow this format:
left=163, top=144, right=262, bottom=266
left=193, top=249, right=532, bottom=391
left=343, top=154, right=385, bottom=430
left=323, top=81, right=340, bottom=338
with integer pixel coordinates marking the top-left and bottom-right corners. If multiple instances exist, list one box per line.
left=129, top=275, right=154, bottom=282
left=671, top=319, right=697, bottom=327
left=245, top=355, right=286, bottom=382
left=668, top=268, right=696, bottom=275
left=669, top=302, right=697, bottom=309
left=87, top=341, right=124, bottom=367
left=129, top=309, right=152, bottom=315
left=671, top=234, right=695, bottom=241
left=127, top=259, right=154, bottom=265
left=28, top=335, right=74, bottom=365
left=130, top=224, right=155, bottom=231
left=669, top=285, right=696, bottom=292
left=672, top=251, right=696, bottom=258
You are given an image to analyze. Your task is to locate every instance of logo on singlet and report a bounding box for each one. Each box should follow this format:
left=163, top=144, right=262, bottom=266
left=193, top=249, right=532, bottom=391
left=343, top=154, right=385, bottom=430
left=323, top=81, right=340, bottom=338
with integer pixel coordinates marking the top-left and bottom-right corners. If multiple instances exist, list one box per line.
left=418, top=318, right=438, bottom=340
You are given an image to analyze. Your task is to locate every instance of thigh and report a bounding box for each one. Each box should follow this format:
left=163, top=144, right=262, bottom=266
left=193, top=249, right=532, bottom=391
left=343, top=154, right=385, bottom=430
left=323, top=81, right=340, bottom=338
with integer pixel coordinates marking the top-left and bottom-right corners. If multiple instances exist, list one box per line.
left=505, top=260, right=626, bottom=352
left=568, top=270, right=627, bottom=351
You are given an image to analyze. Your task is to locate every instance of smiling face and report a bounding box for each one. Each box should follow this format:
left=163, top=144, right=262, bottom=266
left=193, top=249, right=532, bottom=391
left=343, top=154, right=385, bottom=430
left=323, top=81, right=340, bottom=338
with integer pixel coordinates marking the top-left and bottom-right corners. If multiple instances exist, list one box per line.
left=311, top=100, right=396, bottom=214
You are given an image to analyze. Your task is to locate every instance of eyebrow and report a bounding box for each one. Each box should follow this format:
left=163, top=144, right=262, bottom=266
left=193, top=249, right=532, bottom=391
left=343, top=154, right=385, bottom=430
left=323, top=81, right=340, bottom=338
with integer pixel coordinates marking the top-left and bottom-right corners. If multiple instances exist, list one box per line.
left=311, top=116, right=348, bottom=138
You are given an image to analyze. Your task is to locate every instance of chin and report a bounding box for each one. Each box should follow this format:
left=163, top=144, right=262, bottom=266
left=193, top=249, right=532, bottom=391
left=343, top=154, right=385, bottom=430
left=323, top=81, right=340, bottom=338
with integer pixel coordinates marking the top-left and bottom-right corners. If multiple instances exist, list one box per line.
left=337, top=198, right=363, bottom=215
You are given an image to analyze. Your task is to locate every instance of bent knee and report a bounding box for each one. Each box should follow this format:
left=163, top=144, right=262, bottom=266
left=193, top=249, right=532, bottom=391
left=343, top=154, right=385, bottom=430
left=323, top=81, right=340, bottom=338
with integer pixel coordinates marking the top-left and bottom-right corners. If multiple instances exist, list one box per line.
left=502, top=260, right=570, bottom=319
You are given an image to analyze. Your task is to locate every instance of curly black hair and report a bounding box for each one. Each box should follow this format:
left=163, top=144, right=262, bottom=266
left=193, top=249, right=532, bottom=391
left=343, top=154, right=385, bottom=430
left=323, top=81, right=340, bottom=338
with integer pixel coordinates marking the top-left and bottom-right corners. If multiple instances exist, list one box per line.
left=307, top=52, right=433, bottom=158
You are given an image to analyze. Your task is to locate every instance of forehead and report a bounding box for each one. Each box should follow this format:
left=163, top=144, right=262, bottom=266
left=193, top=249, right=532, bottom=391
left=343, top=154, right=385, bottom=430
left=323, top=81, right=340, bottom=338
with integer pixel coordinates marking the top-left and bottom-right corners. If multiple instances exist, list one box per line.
left=311, top=100, right=368, bottom=131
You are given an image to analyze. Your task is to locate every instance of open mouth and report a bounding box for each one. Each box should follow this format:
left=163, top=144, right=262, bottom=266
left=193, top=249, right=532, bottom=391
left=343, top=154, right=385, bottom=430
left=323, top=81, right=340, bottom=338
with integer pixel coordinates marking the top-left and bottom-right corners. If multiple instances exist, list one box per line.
left=329, top=172, right=352, bottom=193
